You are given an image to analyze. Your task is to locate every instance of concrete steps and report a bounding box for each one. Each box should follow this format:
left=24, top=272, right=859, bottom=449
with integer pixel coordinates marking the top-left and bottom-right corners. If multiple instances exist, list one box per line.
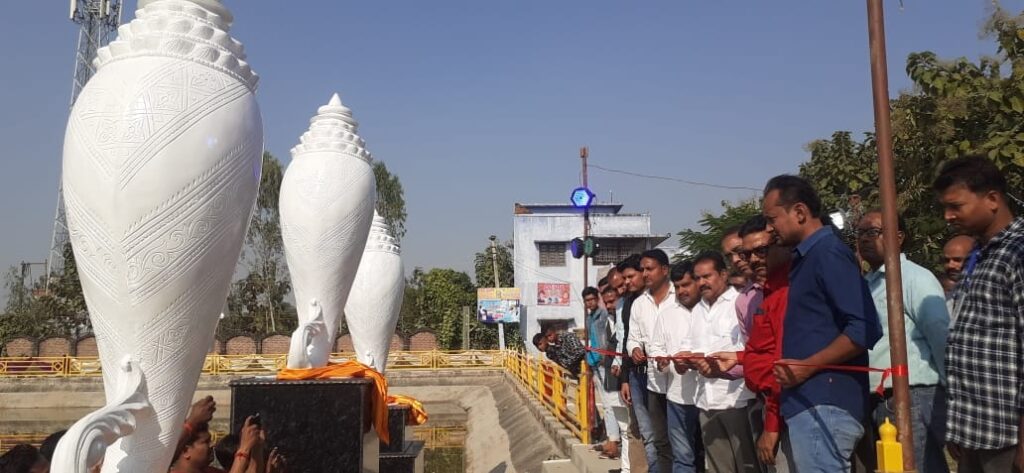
left=542, top=443, right=620, bottom=473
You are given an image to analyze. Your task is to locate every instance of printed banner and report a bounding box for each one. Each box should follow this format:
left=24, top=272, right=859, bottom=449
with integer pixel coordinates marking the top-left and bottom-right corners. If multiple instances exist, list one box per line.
left=536, top=283, right=570, bottom=306
left=477, top=287, right=521, bottom=324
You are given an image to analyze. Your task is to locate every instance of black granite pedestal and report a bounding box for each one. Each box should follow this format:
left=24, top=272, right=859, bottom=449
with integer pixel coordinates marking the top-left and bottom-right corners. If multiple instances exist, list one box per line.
left=229, top=377, right=380, bottom=473
left=378, top=404, right=425, bottom=473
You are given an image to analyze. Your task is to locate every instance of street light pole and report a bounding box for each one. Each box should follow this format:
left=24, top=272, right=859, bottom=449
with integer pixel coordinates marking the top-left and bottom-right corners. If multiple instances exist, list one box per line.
left=866, top=1, right=916, bottom=470
left=580, top=146, right=596, bottom=437
left=489, top=235, right=506, bottom=351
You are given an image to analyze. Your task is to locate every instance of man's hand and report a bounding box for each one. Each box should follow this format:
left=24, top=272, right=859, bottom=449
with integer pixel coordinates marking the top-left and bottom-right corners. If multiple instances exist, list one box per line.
left=693, top=357, right=722, bottom=378
left=186, top=395, right=216, bottom=426
left=268, top=447, right=287, bottom=473
left=773, top=359, right=817, bottom=388
left=611, top=365, right=620, bottom=377
left=620, top=382, right=632, bottom=405
left=239, top=416, right=263, bottom=453
left=631, top=347, right=645, bottom=364
left=757, top=431, right=779, bottom=465
left=671, top=351, right=691, bottom=374
left=656, top=358, right=670, bottom=371
left=710, top=352, right=739, bottom=373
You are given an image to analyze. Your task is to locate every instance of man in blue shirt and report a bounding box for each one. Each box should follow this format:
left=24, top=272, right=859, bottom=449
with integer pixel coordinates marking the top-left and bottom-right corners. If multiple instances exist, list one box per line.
left=761, top=175, right=883, bottom=473
left=857, top=210, right=950, bottom=473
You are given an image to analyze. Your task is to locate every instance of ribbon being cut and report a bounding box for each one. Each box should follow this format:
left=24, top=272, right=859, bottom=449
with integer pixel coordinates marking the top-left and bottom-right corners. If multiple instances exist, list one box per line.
left=277, top=360, right=427, bottom=444
left=583, top=346, right=903, bottom=396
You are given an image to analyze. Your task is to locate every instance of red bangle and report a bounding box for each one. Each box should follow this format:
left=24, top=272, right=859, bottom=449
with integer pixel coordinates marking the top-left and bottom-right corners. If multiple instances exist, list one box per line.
left=235, top=451, right=250, bottom=460
left=182, top=422, right=194, bottom=435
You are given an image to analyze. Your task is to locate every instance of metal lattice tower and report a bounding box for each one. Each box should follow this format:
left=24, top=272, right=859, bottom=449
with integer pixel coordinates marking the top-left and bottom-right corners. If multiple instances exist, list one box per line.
left=48, top=0, right=122, bottom=280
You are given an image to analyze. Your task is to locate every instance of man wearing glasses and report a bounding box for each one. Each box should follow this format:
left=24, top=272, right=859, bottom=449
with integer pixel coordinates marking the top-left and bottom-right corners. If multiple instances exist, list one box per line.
left=855, top=210, right=950, bottom=473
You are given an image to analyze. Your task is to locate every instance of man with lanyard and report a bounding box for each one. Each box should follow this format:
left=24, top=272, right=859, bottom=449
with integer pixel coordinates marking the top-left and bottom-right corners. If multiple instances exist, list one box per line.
left=934, top=156, right=1024, bottom=473
left=626, top=249, right=677, bottom=472
left=614, top=254, right=649, bottom=471
left=762, top=175, right=882, bottom=473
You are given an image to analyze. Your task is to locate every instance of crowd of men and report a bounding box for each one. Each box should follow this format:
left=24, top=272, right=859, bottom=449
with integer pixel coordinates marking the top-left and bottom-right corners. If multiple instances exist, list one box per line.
left=533, top=156, right=1023, bottom=473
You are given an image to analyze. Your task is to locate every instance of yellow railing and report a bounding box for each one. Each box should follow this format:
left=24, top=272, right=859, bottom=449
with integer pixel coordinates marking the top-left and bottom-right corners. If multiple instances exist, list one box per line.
left=0, top=349, right=589, bottom=444
left=503, top=350, right=590, bottom=444
left=0, top=350, right=506, bottom=378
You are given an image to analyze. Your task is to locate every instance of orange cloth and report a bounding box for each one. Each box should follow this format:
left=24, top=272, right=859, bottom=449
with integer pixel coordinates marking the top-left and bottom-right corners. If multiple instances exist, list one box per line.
left=387, top=394, right=429, bottom=426
left=277, top=361, right=390, bottom=444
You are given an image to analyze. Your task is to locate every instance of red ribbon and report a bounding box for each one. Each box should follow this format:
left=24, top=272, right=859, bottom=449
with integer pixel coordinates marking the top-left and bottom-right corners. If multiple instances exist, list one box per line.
left=584, top=347, right=908, bottom=396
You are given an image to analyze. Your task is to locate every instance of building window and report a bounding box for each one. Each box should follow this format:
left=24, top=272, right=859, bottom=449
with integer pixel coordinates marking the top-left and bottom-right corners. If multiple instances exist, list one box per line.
left=593, top=239, right=640, bottom=266
left=538, top=242, right=566, bottom=267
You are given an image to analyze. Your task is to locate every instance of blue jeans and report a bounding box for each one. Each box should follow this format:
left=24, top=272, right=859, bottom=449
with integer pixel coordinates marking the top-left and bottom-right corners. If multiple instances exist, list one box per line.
left=629, top=370, right=659, bottom=469
left=787, top=405, right=864, bottom=473
left=871, top=385, right=949, bottom=473
left=666, top=400, right=701, bottom=473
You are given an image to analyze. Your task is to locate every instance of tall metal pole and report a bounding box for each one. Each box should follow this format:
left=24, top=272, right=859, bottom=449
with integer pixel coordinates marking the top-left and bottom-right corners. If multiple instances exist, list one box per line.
left=489, top=235, right=506, bottom=351
left=866, top=1, right=916, bottom=470
left=580, top=146, right=595, bottom=435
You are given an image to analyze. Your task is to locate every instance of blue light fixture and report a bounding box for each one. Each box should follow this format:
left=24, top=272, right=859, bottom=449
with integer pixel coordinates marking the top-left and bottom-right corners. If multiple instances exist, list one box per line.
left=570, top=187, right=595, bottom=209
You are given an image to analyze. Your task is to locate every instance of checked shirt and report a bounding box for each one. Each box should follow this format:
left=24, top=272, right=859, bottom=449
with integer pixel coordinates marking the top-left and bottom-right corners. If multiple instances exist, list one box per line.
left=946, top=216, right=1024, bottom=449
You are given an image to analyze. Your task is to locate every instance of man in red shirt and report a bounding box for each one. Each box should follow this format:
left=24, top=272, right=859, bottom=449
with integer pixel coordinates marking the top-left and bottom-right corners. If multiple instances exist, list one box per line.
left=711, top=215, right=794, bottom=472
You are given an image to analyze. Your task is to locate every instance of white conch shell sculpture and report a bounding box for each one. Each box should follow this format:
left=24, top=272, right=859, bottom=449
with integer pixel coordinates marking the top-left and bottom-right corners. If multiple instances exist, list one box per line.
left=281, top=93, right=376, bottom=369
left=52, top=357, right=148, bottom=473
left=54, top=0, right=262, bottom=471
left=345, top=212, right=405, bottom=373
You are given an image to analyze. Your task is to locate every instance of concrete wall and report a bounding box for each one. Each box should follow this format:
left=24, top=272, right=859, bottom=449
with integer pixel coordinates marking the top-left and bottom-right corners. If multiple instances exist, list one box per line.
left=3, top=331, right=439, bottom=358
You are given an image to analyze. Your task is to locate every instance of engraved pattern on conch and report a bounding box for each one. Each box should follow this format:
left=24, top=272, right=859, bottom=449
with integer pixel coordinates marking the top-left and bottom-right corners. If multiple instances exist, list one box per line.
left=345, top=212, right=405, bottom=373
left=52, top=357, right=150, bottom=473
left=59, top=1, right=263, bottom=469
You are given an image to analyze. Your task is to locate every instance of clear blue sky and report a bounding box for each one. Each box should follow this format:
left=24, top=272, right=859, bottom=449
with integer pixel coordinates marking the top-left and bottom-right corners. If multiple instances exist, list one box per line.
left=0, top=0, right=1017, bottom=289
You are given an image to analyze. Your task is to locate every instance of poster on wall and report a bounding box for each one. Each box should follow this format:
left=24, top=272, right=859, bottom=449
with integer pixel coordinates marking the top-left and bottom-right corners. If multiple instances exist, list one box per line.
left=536, top=283, right=570, bottom=306
left=477, top=287, right=521, bottom=323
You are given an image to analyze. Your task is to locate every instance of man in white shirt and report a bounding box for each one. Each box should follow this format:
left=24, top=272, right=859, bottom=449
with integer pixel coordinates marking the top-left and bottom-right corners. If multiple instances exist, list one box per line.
left=650, top=260, right=703, bottom=473
left=626, top=249, right=676, bottom=472
left=688, top=251, right=758, bottom=473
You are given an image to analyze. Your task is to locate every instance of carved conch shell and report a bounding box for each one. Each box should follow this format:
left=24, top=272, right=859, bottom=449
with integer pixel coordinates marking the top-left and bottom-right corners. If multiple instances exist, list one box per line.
left=52, top=357, right=150, bottom=472
left=345, top=211, right=405, bottom=373
left=58, top=0, right=262, bottom=471
left=280, top=93, right=377, bottom=369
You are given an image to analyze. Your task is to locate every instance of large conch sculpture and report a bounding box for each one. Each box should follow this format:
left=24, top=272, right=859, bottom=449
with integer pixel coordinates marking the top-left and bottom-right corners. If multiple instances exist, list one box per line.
left=281, top=93, right=376, bottom=369
left=54, top=0, right=263, bottom=471
left=345, top=211, right=405, bottom=372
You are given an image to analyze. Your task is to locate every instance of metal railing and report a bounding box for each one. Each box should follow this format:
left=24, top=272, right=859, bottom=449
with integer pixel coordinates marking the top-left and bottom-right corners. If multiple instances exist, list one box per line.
left=504, top=350, right=590, bottom=444
left=0, top=349, right=589, bottom=443
left=0, top=350, right=506, bottom=378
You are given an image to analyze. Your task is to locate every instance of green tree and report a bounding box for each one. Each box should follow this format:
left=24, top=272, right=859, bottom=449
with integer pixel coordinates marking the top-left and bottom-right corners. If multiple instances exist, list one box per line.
left=800, top=6, right=1024, bottom=266
left=224, top=152, right=295, bottom=336
left=407, top=268, right=476, bottom=349
left=471, top=239, right=523, bottom=350
left=373, top=161, right=408, bottom=244
left=675, top=199, right=761, bottom=259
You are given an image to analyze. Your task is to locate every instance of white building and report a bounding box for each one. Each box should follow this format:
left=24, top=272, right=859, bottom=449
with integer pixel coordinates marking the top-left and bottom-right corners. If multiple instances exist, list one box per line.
left=512, top=202, right=670, bottom=354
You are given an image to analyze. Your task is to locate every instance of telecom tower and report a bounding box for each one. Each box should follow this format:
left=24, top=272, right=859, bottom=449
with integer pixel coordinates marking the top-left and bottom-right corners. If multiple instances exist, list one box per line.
left=48, top=0, right=122, bottom=280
